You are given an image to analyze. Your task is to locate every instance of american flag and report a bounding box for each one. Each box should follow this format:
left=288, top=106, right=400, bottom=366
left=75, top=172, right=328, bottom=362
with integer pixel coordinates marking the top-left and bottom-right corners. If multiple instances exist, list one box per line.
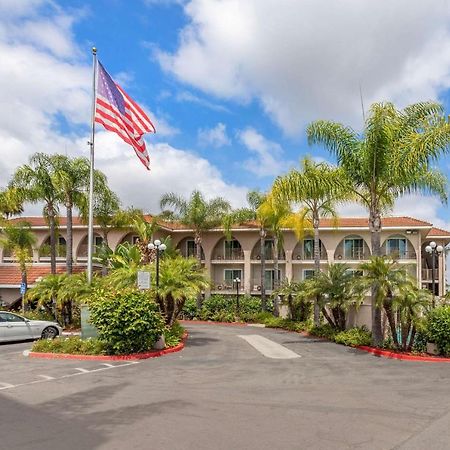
left=94, top=61, right=156, bottom=170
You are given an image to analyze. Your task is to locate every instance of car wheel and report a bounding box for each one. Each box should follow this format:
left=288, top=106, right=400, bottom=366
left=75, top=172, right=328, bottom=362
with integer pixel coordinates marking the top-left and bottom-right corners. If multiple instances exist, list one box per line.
left=41, top=326, right=59, bottom=339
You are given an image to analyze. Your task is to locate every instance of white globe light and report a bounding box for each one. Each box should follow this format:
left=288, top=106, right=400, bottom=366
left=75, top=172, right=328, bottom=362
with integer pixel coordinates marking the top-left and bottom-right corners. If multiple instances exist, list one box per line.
left=430, top=241, right=437, bottom=249
left=236, top=277, right=240, bottom=283
left=425, top=245, right=432, bottom=253
left=147, top=243, right=155, bottom=250
left=154, top=239, right=161, bottom=247
left=436, top=245, right=444, bottom=253
left=159, top=243, right=167, bottom=251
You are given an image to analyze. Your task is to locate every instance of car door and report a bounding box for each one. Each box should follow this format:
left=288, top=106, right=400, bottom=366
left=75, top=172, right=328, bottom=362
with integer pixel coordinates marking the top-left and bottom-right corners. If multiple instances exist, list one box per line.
left=0, top=312, right=34, bottom=341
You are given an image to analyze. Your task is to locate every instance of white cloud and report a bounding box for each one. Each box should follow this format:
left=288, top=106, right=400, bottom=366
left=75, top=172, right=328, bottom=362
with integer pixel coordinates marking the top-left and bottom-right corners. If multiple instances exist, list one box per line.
left=175, top=90, right=229, bottom=112
left=238, top=127, right=292, bottom=178
left=0, top=1, right=247, bottom=216
left=156, top=0, right=450, bottom=135
left=198, top=122, right=230, bottom=148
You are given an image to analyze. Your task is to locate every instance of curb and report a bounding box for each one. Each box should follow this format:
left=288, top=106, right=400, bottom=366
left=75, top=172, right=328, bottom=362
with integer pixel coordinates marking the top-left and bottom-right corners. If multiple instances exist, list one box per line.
left=28, top=333, right=188, bottom=361
left=356, top=345, right=450, bottom=363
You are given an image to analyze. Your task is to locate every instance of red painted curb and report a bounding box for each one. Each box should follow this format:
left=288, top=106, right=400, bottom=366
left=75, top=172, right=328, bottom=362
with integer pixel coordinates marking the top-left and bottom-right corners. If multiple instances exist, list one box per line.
left=356, top=345, right=450, bottom=362
left=179, top=319, right=247, bottom=327
left=28, top=333, right=188, bottom=361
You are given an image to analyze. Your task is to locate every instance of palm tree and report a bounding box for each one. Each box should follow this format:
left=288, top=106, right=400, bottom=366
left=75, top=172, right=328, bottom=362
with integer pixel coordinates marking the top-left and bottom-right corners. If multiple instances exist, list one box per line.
left=131, top=215, right=159, bottom=264
left=157, top=255, right=210, bottom=326
left=0, top=221, right=36, bottom=312
left=272, top=279, right=312, bottom=321
left=307, top=101, right=450, bottom=343
left=26, top=274, right=65, bottom=319
left=10, top=153, right=60, bottom=274
left=223, top=190, right=270, bottom=309
left=160, top=190, right=231, bottom=262
left=0, top=188, right=23, bottom=219
left=271, top=157, right=350, bottom=325
left=50, top=155, right=91, bottom=274
left=305, top=263, right=365, bottom=331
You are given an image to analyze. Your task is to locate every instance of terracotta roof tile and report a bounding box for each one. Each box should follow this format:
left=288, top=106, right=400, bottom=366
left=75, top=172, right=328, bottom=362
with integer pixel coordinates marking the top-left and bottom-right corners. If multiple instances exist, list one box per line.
left=0, top=265, right=85, bottom=285
left=426, top=227, right=450, bottom=238
left=5, top=215, right=433, bottom=231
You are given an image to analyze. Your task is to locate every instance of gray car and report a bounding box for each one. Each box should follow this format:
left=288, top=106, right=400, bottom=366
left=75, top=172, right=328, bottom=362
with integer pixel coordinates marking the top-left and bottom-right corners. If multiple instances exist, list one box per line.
left=0, top=311, right=62, bottom=342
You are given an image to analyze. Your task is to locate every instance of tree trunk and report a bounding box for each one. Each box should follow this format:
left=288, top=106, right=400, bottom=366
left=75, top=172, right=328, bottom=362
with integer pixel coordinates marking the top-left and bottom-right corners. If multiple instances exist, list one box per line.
left=407, top=325, right=416, bottom=352
left=66, top=202, right=73, bottom=274
left=369, top=209, right=383, bottom=345
left=383, top=298, right=399, bottom=347
left=194, top=232, right=203, bottom=309
left=321, top=307, right=335, bottom=328
left=313, top=214, right=321, bottom=326
left=48, top=206, right=56, bottom=275
left=260, top=229, right=266, bottom=311
left=273, top=235, right=279, bottom=317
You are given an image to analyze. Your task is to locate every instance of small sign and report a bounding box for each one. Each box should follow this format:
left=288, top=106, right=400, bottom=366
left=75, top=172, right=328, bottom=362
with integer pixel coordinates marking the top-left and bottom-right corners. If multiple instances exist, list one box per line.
left=20, top=282, right=27, bottom=295
left=137, top=271, right=151, bottom=290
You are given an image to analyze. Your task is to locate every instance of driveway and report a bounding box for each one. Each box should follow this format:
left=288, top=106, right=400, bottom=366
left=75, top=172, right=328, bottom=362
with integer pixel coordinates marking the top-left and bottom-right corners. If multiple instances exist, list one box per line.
left=1, top=323, right=449, bottom=449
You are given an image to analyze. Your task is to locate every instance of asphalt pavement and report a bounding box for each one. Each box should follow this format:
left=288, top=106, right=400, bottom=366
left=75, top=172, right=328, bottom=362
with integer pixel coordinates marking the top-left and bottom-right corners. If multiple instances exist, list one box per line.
left=0, top=323, right=449, bottom=449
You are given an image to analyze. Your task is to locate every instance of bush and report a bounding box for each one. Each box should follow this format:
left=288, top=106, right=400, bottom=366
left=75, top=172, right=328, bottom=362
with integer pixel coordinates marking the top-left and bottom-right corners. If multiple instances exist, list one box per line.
left=309, top=324, right=337, bottom=340
left=32, top=337, right=106, bottom=355
left=164, top=322, right=185, bottom=348
left=427, top=305, right=450, bottom=356
left=89, top=287, right=165, bottom=355
left=23, top=310, right=55, bottom=322
left=334, top=327, right=372, bottom=347
left=180, top=297, right=198, bottom=320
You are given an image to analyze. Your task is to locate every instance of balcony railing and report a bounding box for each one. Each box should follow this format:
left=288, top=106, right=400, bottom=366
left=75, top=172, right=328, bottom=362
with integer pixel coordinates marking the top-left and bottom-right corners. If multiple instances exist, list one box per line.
left=382, top=250, right=417, bottom=260
left=212, top=249, right=244, bottom=260
left=335, top=248, right=370, bottom=261
left=292, top=250, right=327, bottom=261
left=214, top=281, right=244, bottom=291
left=421, top=269, right=438, bottom=281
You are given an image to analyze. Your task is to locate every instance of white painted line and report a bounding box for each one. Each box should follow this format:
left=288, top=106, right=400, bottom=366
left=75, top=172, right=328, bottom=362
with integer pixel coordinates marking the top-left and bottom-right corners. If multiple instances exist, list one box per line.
left=238, top=335, right=301, bottom=359
left=23, top=350, right=30, bottom=357
left=74, top=368, right=90, bottom=373
left=37, top=375, right=55, bottom=380
left=0, top=382, right=16, bottom=390
left=101, top=363, right=115, bottom=368
left=247, top=324, right=266, bottom=328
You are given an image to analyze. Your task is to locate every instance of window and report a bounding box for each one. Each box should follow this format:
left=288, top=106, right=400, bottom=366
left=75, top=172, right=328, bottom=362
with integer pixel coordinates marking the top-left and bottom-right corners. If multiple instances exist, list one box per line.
left=224, top=269, right=242, bottom=286
left=95, top=236, right=104, bottom=247
left=344, top=238, right=364, bottom=259
left=58, top=236, right=66, bottom=246
left=0, top=312, right=24, bottom=322
left=265, top=269, right=281, bottom=290
left=186, top=240, right=196, bottom=257
left=303, top=269, right=315, bottom=280
left=224, top=240, right=242, bottom=259
left=264, top=240, right=274, bottom=259
left=303, top=239, right=322, bottom=259
left=386, top=238, right=407, bottom=257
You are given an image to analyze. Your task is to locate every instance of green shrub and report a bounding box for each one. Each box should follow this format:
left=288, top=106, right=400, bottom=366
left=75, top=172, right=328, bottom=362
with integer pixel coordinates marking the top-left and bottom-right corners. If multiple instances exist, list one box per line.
left=334, top=327, right=372, bottom=347
left=309, top=324, right=337, bottom=340
left=180, top=297, right=198, bottom=320
left=412, top=329, right=428, bottom=353
left=427, top=306, right=450, bottom=356
left=164, top=322, right=185, bottom=348
left=89, top=288, right=165, bottom=355
left=23, top=310, right=55, bottom=322
left=32, top=337, right=106, bottom=355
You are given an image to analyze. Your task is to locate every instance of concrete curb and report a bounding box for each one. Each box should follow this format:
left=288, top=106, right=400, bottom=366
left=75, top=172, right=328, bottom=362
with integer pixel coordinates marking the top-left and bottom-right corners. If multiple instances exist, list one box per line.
left=356, top=345, right=450, bottom=363
left=28, top=333, right=188, bottom=361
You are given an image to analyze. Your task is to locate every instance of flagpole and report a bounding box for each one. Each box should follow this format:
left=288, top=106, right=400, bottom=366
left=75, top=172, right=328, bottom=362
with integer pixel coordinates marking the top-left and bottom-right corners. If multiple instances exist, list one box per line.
left=87, top=46, right=98, bottom=284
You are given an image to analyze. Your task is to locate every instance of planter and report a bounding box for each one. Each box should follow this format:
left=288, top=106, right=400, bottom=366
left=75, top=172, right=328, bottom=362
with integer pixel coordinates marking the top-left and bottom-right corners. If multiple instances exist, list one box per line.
left=426, top=342, right=439, bottom=355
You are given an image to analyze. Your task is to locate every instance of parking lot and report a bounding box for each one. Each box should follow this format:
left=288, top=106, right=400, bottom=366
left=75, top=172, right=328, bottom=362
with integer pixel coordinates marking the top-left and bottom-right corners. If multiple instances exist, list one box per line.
left=1, top=323, right=450, bottom=449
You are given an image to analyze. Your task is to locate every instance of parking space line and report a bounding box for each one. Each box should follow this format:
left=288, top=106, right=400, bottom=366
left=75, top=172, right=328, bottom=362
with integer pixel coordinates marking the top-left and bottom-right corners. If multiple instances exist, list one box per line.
left=0, top=361, right=140, bottom=391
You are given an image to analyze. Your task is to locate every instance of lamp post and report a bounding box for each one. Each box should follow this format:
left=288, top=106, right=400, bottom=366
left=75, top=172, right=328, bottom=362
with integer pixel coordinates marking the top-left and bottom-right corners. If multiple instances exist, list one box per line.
left=148, top=240, right=167, bottom=288
left=425, top=241, right=444, bottom=307
left=233, top=277, right=241, bottom=311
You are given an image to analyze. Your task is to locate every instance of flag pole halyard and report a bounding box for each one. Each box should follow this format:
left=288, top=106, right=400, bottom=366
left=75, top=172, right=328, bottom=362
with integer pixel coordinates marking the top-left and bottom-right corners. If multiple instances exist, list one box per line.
left=87, top=47, right=98, bottom=284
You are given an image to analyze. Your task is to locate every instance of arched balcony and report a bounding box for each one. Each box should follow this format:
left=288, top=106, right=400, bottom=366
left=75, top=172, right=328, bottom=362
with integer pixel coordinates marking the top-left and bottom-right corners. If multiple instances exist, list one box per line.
left=334, top=235, right=370, bottom=261
left=292, top=238, right=327, bottom=261
left=381, top=235, right=416, bottom=260
left=250, top=238, right=285, bottom=261
left=76, top=234, right=104, bottom=260
left=39, top=235, right=66, bottom=261
left=177, top=237, right=205, bottom=260
left=211, top=237, right=244, bottom=261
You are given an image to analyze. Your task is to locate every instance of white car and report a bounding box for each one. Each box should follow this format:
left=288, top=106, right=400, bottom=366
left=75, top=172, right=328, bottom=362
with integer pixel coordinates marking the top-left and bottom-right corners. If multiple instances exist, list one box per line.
left=0, top=311, right=62, bottom=342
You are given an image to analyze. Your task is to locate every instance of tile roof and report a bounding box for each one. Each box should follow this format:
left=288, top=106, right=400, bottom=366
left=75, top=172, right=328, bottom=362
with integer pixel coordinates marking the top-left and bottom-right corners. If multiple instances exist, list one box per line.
left=4, top=215, right=436, bottom=231
left=0, top=265, right=85, bottom=286
left=426, top=227, right=450, bottom=238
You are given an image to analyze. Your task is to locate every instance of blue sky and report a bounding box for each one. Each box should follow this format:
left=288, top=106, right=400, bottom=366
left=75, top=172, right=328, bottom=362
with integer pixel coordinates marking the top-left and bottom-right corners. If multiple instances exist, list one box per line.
left=1, top=0, right=450, bottom=230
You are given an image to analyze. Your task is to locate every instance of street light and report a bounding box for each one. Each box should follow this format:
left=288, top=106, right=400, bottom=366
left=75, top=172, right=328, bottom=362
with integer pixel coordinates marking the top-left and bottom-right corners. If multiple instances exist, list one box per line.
left=148, top=240, right=167, bottom=288
left=425, top=241, right=444, bottom=307
left=233, top=277, right=241, bottom=311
